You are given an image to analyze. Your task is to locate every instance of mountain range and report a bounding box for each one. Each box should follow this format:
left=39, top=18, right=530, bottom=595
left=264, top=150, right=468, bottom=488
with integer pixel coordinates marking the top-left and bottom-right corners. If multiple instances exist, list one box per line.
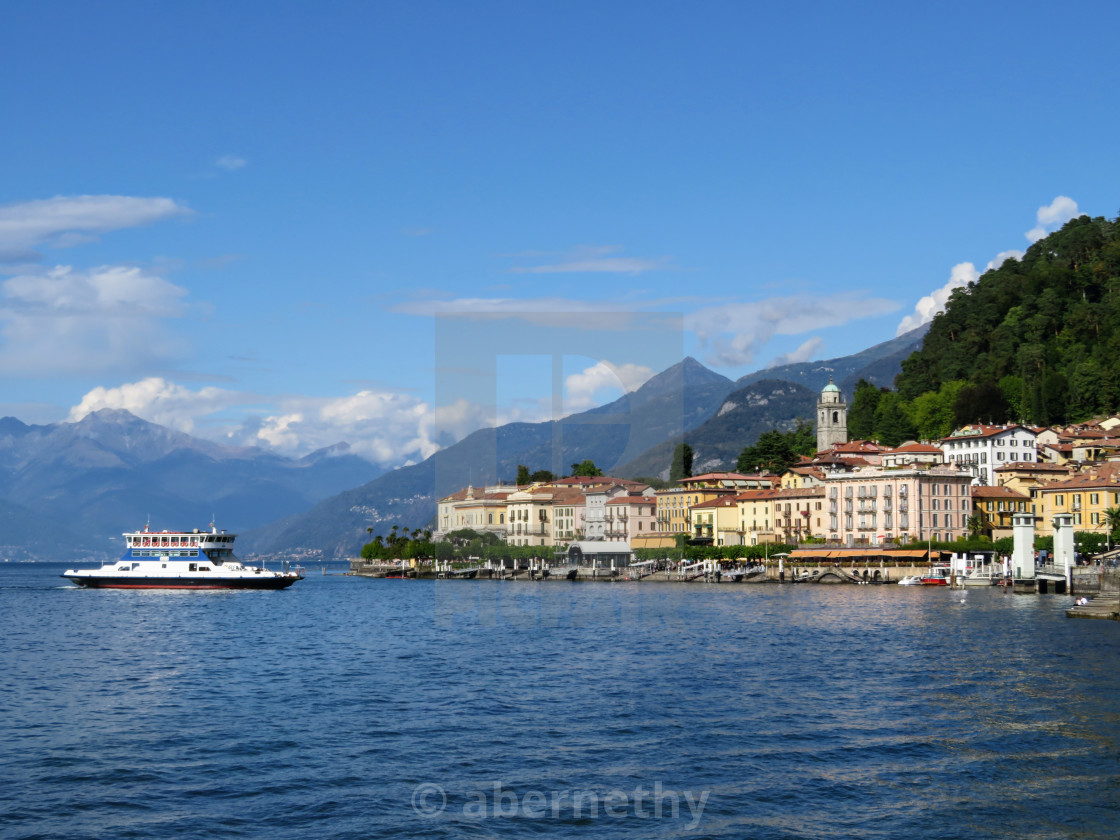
left=0, top=410, right=377, bottom=559
left=1, top=326, right=927, bottom=559
left=241, top=326, right=927, bottom=557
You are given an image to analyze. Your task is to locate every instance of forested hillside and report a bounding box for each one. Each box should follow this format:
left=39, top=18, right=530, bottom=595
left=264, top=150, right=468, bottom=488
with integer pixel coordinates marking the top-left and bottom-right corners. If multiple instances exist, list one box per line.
left=894, top=213, right=1120, bottom=426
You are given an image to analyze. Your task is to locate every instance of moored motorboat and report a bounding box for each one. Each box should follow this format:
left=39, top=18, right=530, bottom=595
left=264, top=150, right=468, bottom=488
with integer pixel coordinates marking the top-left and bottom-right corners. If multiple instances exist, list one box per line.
left=920, top=565, right=951, bottom=586
left=960, top=568, right=1001, bottom=587
left=898, top=575, right=923, bottom=586
left=62, top=525, right=302, bottom=590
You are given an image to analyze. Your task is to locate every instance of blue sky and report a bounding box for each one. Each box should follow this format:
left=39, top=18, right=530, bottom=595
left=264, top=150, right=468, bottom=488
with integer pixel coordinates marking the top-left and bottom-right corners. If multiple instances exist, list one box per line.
left=1, top=1, right=1118, bottom=467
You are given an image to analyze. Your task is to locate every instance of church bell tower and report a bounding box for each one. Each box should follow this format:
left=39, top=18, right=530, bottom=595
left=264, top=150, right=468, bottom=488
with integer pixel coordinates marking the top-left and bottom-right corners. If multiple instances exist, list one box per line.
left=816, top=377, right=848, bottom=452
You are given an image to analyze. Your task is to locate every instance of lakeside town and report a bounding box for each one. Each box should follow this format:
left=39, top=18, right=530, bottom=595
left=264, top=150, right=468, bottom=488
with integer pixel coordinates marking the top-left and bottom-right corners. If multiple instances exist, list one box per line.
left=425, top=380, right=1120, bottom=554
left=346, top=379, right=1120, bottom=608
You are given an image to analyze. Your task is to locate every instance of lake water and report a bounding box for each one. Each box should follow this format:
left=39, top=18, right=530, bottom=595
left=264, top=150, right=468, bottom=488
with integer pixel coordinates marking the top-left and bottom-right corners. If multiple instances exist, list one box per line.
left=2, top=562, right=1119, bottom=839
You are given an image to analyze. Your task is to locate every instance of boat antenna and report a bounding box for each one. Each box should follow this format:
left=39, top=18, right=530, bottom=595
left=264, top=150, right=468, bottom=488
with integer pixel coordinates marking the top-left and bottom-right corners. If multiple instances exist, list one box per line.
left=145, top=514, right=150, bottom=533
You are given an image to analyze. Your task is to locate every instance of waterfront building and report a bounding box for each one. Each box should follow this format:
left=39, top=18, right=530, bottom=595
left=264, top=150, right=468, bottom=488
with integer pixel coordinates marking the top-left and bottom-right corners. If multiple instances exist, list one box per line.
left=506, top=485, right=561, bottom=547
left=550, top=487, right=587, bottom=544
left=435, top=484, right=514, bottom=539
left=1030, top=471, right=1120, bottom=539
left=689, top=495, right=742, bottom=544
left=940, top=424, right=1038, bottom=486
left=699, top=486, right=826, bottom=545
left=816, top=378, right=848, bottom=452
left=823, top=465, right=972, bottom=544
left=763, top=487, right=826, bottom=544
left=582, top=484, right=631, bottom=540
left=654, top=486, right=737, bottom=534
left=970, top=485, right=1031, bottom=539
left=604, top=492, right=657, bottom=541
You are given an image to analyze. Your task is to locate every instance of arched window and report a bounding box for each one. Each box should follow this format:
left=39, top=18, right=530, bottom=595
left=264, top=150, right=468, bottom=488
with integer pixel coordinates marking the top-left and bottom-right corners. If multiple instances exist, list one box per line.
left=488, top=513, right=493, bottom=524
left=832, top=411, right=839, bottom=423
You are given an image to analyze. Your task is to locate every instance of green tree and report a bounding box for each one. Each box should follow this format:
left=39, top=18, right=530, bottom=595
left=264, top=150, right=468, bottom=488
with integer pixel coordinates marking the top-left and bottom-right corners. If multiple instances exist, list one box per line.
left=1104, top=507, right=1120, bottom=542
left=873, top=391, right=917, bottom=446
left=953, top=381, right=1010, bottom=426
left=966, top=514, right=987, bottom=537
left=670, top=443, right=694, bottom=482
left=571, top=459, right=604, bottom=477
left=737, top=429, right=795, bottom=474
left=516, top=464, right=531, bottom=485
left=530, top=469, right=556, bottom=482
left=847, top=379, right=882, bottom=440
left=789, top=421, right=817, bottom=457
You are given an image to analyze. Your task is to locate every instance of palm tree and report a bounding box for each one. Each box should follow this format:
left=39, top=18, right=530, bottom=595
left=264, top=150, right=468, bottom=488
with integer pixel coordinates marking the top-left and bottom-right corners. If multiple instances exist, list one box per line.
left=1104, top=507, right=1120, bottom=550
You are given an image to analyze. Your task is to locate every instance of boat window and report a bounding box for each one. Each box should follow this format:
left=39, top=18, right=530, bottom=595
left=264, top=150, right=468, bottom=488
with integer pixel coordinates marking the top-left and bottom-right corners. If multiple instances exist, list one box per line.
left=189, top=563, right=198, bottom=572
left=198, top=566, right=210, bottom=572
left=118, top=565, right=130, bottom=571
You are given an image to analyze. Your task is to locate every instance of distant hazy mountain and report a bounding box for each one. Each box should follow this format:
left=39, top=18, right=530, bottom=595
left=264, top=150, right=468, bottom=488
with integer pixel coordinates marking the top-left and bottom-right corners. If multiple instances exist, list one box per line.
left=240, top=357, right=737, bottom=557
left=0, top=409, right=380, bottom=558
left=733, top=325, right=929, bottom=394
left=614, top=379, right=818, bottom=478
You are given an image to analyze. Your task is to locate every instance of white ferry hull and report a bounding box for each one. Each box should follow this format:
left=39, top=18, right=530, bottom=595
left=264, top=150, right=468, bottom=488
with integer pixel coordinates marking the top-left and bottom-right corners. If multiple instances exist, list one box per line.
left=63, top=573, right=300, bottom=590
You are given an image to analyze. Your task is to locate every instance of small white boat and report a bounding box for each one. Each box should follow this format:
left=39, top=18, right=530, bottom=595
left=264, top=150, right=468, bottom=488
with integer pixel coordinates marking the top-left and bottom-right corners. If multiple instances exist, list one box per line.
left=898, top=575, right=923, bottom=586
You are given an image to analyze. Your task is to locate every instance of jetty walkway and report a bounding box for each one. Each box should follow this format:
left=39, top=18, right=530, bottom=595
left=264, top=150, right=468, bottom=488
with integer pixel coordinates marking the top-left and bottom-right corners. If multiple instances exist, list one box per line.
left=1067, top=569, right=1120, bottom=621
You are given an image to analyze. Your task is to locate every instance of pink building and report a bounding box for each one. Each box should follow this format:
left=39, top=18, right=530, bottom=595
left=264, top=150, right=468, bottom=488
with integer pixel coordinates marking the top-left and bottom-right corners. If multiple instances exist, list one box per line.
left=604, top=492, right=657, bottom=541
left=825, top=465, right=972, bottom=545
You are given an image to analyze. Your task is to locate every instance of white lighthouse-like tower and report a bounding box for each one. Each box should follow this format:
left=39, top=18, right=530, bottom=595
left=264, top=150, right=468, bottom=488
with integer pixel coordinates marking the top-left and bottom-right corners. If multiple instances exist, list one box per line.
left=817, top=377, right=848, bottom=452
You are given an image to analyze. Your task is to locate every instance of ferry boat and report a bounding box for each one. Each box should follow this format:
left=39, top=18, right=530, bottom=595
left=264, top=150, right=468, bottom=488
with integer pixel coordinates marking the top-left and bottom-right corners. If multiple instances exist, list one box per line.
left=62, top=525, right=303, bottom=590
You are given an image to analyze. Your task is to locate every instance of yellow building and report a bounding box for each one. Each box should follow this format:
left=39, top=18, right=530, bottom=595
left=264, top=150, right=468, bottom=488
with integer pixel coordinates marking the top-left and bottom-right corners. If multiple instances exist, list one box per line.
left=1031, top=473, right=1120, bottom=538
left=690, top=487, right=826, bottom=546
left=506, top=486, right=559, bottom=547
left=993, top=462, right=1073, bottom=497
left=654, top=486, right=736, bottom=534
left=689, top=496, right=742, bottom=543
left=970, top=486, right=1030, bottom=539
left=436, top=484, right=513, bottom=538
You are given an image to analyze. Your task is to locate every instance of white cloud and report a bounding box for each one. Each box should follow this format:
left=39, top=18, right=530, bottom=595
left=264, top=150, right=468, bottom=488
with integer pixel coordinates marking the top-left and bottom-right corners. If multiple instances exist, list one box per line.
left=65, top=369, right=652, bottom=468
left=896, top=262, right=979, bottom=336
left=766, top=337, right=824, bottom=368
left=563, top=361, right=655, bottom=412
left=0, top=264, right=190, bottom=375
left=510, top=245, right=671, bottom=275
left=987, top=250, right=1024, bottom=271
left=687, top=293, right=899, bottom=368
left=216, top=155, right=247, bottom=171
left=69, top=377, right=245, bottom=433
left=1026, top=195, right=1079, bottom=243
left=68, top=378, right=447, bottom=465
left=0, top=195, right=191, bottom=259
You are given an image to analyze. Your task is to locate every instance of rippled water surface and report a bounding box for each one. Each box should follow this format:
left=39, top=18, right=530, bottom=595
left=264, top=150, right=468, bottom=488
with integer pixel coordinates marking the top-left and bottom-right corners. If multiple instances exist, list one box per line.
left=2, top=563, right=1119, bottom=839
